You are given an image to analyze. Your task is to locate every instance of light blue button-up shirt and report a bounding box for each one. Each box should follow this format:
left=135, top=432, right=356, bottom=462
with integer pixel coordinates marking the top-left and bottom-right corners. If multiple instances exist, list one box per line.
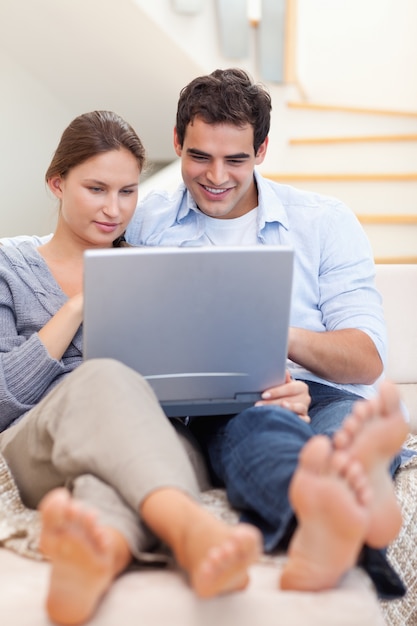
left=127, top=170, right=386, bottom=399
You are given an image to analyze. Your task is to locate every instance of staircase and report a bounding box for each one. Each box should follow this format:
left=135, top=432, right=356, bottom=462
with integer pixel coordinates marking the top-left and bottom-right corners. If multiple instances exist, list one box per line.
left=259, top=91, right=417, bottom=263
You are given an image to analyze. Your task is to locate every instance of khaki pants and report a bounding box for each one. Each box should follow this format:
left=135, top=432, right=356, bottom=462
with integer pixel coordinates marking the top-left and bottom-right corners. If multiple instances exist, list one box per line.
left=0, top=359, right=210, bottom=557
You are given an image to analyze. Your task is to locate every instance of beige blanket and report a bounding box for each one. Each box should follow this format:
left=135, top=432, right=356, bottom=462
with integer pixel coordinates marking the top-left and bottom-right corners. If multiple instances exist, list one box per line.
left=1, top=437, right=417, bottom=625
left=380, top=434, right=417, bottom=625
left=0, top=452, right=42, bottom=560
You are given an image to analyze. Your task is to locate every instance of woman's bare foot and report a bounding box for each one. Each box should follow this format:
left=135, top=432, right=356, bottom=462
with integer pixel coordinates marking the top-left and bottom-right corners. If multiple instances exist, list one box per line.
left=333, top=380, right=409, bottom=547
left=39, top=489, right=131, bottom=625
left=141, top=487, right=262, bottom=600
left=280, top=435, right=370, bottom=592
left=175, top=513, right=262, bottom=598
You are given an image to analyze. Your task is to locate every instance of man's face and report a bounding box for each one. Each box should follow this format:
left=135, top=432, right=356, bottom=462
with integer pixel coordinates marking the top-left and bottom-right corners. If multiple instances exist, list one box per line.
left=174, top=117, right=267, bottom=219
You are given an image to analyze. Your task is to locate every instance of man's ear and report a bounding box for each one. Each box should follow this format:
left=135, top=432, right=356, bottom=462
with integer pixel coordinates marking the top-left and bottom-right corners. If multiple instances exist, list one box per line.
left=47, top=176, right=63, bottom=199
left=255, top=137, right=269, bottom=165
left=173, top=127, right=182, bottom=157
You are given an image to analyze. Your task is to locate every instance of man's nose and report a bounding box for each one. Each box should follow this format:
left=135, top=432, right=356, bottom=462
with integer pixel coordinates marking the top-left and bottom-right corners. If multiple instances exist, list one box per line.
left=207, top=161, right=227, bottom=186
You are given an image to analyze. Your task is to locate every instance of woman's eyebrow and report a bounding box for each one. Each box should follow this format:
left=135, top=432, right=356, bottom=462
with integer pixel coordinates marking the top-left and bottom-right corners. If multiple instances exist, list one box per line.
left=82, top=179, right=138, bottom=188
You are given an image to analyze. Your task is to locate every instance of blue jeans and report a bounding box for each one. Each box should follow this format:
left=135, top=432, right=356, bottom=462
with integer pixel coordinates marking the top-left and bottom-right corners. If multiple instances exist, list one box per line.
left=189, top=381, right=404, bottom=599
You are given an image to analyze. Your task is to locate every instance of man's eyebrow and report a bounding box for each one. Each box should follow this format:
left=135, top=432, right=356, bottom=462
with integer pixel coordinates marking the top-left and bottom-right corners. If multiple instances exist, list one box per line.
left=186, top=148, right=251, bottom=159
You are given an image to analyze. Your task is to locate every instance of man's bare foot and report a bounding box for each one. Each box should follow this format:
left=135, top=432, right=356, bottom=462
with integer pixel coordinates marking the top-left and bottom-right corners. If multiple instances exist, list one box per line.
left=333, top=380, right=409, bottom=548
left=280, top=435, right=370, bottom=592
left=173, top=511, right=262, bottom=598
left=39, top=489, right=131, bottom=625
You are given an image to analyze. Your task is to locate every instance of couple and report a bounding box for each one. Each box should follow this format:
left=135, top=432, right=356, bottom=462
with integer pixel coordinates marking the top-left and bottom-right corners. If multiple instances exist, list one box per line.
left=0, top=69, right=409, bottom=625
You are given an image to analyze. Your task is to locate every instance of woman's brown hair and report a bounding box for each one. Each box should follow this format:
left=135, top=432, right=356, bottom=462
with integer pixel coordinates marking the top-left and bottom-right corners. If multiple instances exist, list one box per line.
left=45, top=110, right=146, bottom=182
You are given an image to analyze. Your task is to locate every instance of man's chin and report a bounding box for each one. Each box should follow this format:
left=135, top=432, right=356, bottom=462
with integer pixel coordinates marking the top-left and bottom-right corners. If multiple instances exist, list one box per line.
left=196, top=201, right=233, bottom=219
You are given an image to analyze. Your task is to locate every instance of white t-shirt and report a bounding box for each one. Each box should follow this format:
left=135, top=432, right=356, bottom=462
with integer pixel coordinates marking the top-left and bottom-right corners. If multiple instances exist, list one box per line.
left=200, top=208, right=258, bottom=245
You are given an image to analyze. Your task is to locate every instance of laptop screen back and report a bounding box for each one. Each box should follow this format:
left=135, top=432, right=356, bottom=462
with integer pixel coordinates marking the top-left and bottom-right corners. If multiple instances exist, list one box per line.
left=83, top=245, right=294, bottom=417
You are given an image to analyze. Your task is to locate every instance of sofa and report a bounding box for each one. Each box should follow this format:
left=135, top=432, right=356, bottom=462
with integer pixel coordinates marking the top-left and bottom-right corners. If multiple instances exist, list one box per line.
left=0, top=263, right=416, bottom=626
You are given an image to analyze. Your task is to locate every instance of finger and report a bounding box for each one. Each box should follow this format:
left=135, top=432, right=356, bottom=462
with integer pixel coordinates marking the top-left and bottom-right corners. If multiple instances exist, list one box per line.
left=281, top=400, right=310, bottom=415
left=255, top=400, right=310, bottom=418
left=261, top=384, right=293, bottom=400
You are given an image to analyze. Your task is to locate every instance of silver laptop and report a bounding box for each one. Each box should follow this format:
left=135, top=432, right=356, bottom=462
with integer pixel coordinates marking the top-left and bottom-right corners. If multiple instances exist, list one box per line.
left=83, top=245, right=294, bottom=417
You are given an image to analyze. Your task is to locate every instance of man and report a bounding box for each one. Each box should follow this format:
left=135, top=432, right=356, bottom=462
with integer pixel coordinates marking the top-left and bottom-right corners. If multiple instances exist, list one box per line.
left=0, top=69, right=408, bottom=596
left=124, top=68, right=408, bottom=597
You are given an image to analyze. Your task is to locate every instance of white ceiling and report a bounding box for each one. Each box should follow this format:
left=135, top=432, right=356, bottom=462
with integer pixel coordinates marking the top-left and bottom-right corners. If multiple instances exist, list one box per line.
left=0, top=0, right=205, bottom=161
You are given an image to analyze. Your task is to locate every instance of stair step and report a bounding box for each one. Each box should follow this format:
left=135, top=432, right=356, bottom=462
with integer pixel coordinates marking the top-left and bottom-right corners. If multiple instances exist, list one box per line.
left=256, top=173, right=417, bottom=216
left=263, top=172, right=417, bottom=182
left=277, top=142, right=417, bottom=173
left=374, top=256, right=417, bottom=264
left=363, top=223, right=417, bottom=260
left=286, top=101, right=417, bottom=118
left=277, top=106, right=417, bottom=142
left=289, top=134, right=417, bottom=145
left=357, top=214, right=417, bottom=224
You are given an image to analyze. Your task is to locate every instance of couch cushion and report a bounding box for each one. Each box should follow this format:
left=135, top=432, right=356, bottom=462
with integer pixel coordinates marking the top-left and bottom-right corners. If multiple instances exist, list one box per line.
left=375, top=264, right=417, bottom=384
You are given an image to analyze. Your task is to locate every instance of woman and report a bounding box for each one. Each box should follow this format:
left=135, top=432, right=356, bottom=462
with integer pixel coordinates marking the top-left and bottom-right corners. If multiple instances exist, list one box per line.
left=0, top=111, right=262, bottom=625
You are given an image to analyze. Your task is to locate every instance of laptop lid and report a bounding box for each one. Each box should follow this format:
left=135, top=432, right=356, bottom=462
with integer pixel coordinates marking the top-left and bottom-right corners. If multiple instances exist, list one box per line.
left=83, top=245, right=294, bottom=417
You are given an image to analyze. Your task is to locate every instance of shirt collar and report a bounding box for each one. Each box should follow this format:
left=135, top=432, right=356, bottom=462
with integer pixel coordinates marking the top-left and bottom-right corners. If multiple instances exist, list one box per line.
left=174, top=171, right=290, bottom=233
left=254, top=170, right=289, bottom=233
left=176, top=184, right=201, bottom=222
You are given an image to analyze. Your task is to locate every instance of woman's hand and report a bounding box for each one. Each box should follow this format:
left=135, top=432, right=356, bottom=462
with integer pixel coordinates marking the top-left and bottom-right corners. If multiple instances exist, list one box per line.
left=255, top=371, right=311, bottom=423
left=38, top=293, right=84, bottom=361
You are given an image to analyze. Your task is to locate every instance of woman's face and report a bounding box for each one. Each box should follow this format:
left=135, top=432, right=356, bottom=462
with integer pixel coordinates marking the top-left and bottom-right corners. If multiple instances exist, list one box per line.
left=48, top=148, right=140, bottom=247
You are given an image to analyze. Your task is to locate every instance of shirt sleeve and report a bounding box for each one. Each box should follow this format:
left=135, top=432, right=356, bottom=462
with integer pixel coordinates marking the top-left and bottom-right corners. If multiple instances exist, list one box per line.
left=317, top=202, right=387, bottom=365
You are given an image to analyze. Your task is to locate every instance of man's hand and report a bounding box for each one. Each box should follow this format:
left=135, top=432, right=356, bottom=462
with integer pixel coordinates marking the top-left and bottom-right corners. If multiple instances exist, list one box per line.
left=255, top=371, right=311, bottom=423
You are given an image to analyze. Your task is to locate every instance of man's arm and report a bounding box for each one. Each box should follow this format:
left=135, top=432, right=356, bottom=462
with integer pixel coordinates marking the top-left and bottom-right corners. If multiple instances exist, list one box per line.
left=288, top=327, right=383, bottom=385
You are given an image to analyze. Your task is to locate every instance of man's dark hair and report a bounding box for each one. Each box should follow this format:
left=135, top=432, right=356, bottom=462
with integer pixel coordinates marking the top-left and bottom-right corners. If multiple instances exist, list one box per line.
left=176, top=68, right=272, bottom=154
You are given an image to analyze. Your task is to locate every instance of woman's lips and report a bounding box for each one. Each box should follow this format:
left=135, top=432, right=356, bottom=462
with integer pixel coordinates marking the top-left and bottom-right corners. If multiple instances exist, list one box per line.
left=95, top=221, right=120, bottom=233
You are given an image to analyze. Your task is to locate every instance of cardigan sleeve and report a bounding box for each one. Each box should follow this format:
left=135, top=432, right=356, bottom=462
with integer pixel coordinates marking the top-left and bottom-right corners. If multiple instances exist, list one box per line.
left=0, top=249, right=66, bottom=431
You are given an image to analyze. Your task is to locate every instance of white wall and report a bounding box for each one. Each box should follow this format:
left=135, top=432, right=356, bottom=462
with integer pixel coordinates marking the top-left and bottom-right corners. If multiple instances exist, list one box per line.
left=0, top=53, right=72, bottom=236
left=132, top=0, right=257, bottom=77
left=0, top=0, right=416, bottom=236
left=135, top=0, right=417, bottom=111
left=297, top=0, right=417, bottom=111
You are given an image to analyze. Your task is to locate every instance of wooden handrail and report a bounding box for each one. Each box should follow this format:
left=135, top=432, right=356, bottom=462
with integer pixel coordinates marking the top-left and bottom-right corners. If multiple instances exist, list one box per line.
left=357, top=214, right=417, bottom=224
left=289, top=134, right=417, bottom=145
left=284, top=0, right=298, bottom=84
left=286, top=101, right=417, bottom=117
left=264, top=172, right=417, bottom=182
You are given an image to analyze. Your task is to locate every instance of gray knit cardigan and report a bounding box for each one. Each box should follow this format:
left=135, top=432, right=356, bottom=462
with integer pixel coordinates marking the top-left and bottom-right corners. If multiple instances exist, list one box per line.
left=0, top=242, right=82, bottom=431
